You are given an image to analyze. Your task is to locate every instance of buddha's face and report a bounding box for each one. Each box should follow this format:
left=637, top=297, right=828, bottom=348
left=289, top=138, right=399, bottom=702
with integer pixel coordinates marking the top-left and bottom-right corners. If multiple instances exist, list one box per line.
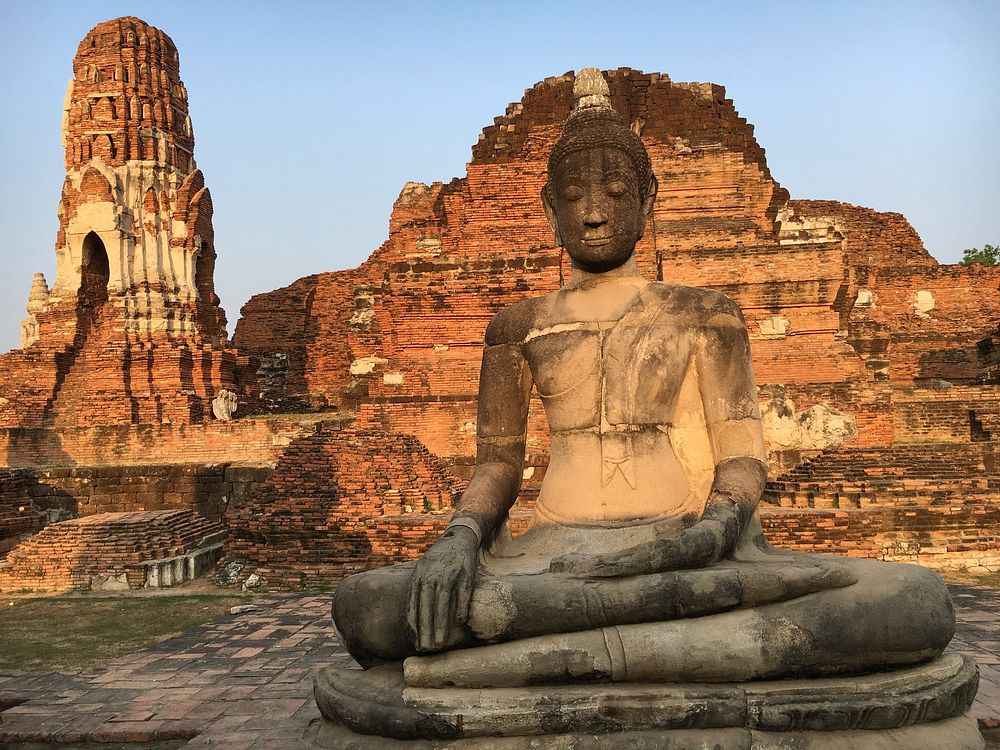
left=543, top=147, right=657, bottom=273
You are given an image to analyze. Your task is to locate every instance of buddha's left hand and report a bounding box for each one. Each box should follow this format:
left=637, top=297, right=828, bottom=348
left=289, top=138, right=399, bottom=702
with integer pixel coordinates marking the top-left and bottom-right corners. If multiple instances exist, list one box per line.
left=549, top=503, right=740, bottom=578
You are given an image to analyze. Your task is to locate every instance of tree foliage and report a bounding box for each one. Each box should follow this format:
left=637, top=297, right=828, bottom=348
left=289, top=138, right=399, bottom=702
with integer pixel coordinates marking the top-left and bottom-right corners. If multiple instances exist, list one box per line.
left=961, top=244, right=999, bottom=266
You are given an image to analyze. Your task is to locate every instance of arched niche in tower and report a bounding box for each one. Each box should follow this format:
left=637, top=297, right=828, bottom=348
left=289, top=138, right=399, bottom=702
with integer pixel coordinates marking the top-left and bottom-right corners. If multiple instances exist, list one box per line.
left=78, top=231, right=110, bottom=311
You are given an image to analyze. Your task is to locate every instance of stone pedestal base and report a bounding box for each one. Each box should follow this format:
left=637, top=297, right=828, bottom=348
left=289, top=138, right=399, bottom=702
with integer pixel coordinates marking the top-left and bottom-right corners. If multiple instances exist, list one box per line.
left=306, top=654, right=984, bottom=749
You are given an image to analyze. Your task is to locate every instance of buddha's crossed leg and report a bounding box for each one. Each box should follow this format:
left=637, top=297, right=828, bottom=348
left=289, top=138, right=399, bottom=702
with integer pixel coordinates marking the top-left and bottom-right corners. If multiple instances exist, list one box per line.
left=331, top=552, right=954, bottom=679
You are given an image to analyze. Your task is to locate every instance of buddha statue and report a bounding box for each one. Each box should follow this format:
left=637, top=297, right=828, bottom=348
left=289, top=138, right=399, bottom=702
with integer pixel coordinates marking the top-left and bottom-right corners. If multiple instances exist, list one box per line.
left=308, top=70, right=983, bottom=749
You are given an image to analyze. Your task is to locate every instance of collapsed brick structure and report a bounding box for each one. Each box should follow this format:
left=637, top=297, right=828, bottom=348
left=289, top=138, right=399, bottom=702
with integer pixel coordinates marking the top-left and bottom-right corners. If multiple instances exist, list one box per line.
left=0, top=509, right=224, bottom=593
left=234, top=69, right=1000, bottom=579
left=0, top=18, right=300, bottom=592
left=222, top=428, right=459, bottom=588
left=0, top=16, right=238, bottom=438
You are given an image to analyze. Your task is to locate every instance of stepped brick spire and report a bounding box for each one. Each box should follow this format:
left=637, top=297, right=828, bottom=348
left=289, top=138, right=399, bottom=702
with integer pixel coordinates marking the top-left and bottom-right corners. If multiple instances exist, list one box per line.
left=0, top=17, right=237, bottom=430
left=50, top=16, right=225, bottom=342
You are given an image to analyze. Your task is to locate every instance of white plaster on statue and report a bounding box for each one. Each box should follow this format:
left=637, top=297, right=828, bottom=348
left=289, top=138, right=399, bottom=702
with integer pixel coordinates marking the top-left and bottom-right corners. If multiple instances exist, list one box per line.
left=855, top=289, right=874, bottom=308
left=20, top=318, right=40, bottom=349
left=212, top=389, right=238, bottom=420
left=383, top=372, right=404, bottom=385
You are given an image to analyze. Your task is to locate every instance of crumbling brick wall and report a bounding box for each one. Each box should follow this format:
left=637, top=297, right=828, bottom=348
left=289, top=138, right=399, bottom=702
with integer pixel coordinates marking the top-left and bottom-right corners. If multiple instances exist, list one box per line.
left=222, top=428, right=461, bottom=588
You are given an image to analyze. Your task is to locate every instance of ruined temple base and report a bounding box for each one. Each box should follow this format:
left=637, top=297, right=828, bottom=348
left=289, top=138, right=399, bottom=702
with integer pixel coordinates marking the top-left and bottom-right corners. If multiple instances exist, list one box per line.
left=306, top=654, right=985, bottom=749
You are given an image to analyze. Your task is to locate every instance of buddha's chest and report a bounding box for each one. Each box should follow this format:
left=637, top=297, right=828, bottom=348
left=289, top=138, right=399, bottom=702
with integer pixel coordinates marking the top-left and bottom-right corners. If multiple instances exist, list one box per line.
left=524, top=319, right=692, bottom=429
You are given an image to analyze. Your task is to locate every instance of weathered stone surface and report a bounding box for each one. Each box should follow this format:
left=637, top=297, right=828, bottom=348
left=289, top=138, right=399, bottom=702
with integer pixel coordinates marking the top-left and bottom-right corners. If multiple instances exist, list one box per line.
left=306, top=717, right=985, bottom=750
left=19, top=273, right=50, bottom=349
left=312, top=654, right=978, bottom=739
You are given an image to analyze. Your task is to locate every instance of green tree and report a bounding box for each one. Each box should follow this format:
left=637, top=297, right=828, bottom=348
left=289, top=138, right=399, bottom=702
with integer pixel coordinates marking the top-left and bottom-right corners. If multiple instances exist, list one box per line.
left=961, top=244, right=999, bottom=266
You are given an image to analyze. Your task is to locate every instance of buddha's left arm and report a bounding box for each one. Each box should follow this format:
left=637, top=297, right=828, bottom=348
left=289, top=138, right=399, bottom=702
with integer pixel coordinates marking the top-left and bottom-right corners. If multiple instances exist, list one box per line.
left=693, top=298, right=768, bottom=557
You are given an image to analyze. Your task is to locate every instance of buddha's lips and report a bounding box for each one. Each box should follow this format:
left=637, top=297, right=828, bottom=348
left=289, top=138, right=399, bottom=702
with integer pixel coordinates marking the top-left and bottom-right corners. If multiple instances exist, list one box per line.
left=583, top=236, right=613, bottom=246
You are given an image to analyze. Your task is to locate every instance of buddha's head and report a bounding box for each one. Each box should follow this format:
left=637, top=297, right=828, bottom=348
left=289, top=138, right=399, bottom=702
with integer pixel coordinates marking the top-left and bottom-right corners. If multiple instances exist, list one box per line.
left=543, top=69, right=658, bottom=273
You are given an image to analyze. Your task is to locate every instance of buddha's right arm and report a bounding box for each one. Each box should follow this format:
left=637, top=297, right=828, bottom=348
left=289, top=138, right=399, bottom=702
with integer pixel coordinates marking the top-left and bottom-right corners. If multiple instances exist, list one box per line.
left=407, top=324, right=533, bottom=652
left=450, top=340, right=533, bottom=546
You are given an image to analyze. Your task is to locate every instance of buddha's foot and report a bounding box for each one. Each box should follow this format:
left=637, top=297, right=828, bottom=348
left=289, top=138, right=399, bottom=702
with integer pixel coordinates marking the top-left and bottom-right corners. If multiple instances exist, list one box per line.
left=307, top=654, right=984, bottom=749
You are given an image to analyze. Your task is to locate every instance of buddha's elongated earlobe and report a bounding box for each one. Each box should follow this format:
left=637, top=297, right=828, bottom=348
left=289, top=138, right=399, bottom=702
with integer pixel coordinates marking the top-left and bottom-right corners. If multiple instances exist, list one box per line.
left=637, top=174, right=658, bottom=241
left=542, top=184, right=561, bottom=246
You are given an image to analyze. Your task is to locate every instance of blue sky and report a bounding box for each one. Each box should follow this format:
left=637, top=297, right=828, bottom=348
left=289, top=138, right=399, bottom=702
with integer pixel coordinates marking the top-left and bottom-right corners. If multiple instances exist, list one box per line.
left=1, top=0, right=997, bottom=352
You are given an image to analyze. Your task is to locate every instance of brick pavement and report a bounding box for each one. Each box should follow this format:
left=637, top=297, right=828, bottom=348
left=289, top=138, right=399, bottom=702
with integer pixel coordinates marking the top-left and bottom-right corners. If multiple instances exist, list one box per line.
left=0, top=587, right=997, bottom=749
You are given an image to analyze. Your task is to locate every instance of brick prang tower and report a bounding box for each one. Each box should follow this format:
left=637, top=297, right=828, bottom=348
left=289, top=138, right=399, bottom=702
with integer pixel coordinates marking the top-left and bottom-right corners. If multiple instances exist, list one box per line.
left=4, top=16, right=236, bottom=428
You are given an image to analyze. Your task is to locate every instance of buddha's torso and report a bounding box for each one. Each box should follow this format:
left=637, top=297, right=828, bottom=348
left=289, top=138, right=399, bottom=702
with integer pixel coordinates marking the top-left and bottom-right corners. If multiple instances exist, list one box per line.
left=518, top=278, right=707, bottom=527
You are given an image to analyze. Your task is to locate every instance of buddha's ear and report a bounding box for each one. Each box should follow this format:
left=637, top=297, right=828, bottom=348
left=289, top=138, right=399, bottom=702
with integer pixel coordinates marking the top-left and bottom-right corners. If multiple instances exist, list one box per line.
left=541, top=184, right=561, bottom=246
left=637, top=174, right=658, bottom=240
left=642, top=174, right=658, bottom=220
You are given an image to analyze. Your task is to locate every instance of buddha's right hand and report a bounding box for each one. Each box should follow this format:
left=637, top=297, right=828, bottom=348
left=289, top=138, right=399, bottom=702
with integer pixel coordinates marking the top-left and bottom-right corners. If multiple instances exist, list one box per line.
left=405, top=525, right=479, bottom=652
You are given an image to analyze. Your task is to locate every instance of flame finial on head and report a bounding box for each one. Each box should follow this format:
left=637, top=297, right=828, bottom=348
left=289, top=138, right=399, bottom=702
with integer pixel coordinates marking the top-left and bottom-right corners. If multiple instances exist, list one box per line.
left=572, top=68, right=612, bottom=112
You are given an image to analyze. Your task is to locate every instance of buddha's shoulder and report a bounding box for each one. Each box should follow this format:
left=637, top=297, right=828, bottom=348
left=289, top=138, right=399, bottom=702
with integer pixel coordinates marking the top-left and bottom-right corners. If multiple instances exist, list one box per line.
left=647, top=283, right=745, bottom=324
left=485, top=296, right=548, bottom=346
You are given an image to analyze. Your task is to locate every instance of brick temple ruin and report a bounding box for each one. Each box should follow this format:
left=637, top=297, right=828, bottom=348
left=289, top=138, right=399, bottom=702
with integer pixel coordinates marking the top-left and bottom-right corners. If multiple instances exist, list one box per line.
left=0, top=18, right=997, bottom=592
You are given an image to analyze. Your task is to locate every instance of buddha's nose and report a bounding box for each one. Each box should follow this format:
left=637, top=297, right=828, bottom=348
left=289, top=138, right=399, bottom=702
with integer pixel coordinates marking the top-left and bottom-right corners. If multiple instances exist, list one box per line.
left=584, top=209, right=608, bottom=227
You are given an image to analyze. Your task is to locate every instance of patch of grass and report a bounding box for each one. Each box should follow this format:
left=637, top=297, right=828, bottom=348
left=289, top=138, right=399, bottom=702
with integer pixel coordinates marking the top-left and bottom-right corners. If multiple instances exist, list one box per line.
left=0, top=594, right=247, bottom=672
left=939, top=568, right=1000, bottom=588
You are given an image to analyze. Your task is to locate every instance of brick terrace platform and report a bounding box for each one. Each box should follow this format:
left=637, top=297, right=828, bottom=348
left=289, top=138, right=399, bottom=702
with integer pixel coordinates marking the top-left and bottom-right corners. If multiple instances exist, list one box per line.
left=0, top=587, right=998, bottom=749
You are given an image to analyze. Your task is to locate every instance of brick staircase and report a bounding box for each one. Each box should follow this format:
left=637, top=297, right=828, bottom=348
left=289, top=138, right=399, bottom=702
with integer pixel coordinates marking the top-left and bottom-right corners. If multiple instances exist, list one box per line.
left=44, top=304, right=126, bottom=425
left=763, top=442, right=1000, bottom=569
left=42, top=303, right=211, bottom=427
left=764, top=443, right=997, bottom=510
left=0, top=509, right=225, bottom=593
